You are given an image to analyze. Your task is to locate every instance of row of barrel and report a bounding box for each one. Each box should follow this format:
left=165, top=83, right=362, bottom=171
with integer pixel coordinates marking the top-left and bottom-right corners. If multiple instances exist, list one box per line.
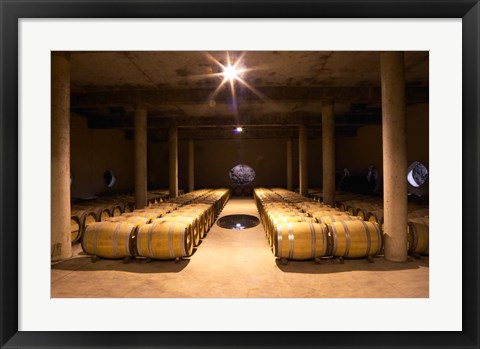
left=80, top=188, right=231, bottom=260
left=329, top=193, right=429, bottom=256
left=70, top=190, right=184, bottom=243
left=254, top=188, right=428, bottom=261
left=307, top=191, right=428, bottom=224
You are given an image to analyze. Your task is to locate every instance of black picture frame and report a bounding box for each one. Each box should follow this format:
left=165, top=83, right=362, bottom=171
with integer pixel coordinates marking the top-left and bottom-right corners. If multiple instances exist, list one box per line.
left=1, top=1, right=479, bottom=348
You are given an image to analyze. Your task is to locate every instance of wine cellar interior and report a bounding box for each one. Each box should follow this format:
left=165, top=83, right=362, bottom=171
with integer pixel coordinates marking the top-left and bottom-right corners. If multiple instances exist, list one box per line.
left=51, top=51, right=429, bottom=298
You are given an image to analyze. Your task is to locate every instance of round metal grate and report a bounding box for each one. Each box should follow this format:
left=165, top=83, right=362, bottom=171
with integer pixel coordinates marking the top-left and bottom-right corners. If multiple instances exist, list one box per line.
left=216, top=214, right=260, bottom=230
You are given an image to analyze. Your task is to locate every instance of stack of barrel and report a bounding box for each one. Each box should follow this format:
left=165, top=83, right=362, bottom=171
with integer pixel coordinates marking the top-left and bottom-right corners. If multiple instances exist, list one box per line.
left=254, top=187, right=428, bottom=262
left=254, top=188, right=382, bottom=262
left=70, top=196, right=136, bottom=245
left=81, top=188, right=230, bottom=262
left=335, top=193, right=429, bottom=256
left=69, top=190, right=186, bottom=245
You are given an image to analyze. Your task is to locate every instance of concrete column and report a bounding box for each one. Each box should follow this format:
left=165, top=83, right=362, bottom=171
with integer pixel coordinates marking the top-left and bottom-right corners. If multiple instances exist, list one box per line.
left=188, top=138, right=194, bottom=192
left=381, top=51, right=408, bottom=262
left=169, top=123, right=179, bottom=198
left=286, top=138, right=293, bottom=191
left=134, top=107, right=147, bottom=209
left=322, top=100, right=335, bottom=206
left=51, top=52, right=72, bottom=261
left=299, top=124, right=308, bottom=196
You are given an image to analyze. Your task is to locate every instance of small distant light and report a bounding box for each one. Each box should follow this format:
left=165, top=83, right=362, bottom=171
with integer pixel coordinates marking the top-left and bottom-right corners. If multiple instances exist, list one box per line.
left=236, top=223, right=241, bottom=227
left=234, top=127, right=243, bottom=134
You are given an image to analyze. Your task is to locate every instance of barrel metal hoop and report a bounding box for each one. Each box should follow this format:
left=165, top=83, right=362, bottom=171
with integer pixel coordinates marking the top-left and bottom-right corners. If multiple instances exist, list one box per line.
left=360, top=220, right=371, bottom=256
left=276, top=225, right=283, bottom=257
left=80, top=217, right=88, bottom=252
left=372, top=222, right=383, bottom=255
left=321, top=224, right=328, bottom=256
left=308, top=222, right=316, bottom=259
left=168, top=223, right=177, bottom=258
left=111, top=222, right=123, bottom=257
left=180, top=224, right=187, bottom=257
left=129, top=225, right=138, bottom=257
left=331, top=223, right=338, bottom=256
left=91, top=223, right=103, bottom=255
left=340, top=221, right=351, bottom=257
left=147, top=222, right=156, bottom=258
left=288, top=223, right=294, bottom=259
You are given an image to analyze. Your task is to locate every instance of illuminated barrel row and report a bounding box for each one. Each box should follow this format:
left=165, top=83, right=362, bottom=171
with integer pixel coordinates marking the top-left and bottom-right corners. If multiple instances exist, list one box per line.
left=71, top=189, right=212, bottom=244
left=81, top=188, right=231, bottom=260
left=133, top=204, right=206, bottom=246
left=164, top=188, right=230, bottom=226
left=125, top=188, right=230, bottom=246
left=254, top=188, right=428, bottom=259
left=70, top=194, right=139, bottom=244
left=272, top=220, right=383, bottom=260
left=254, top=188, right=366, bottom=257
left=70, top=205, right=125, bottom=243
left=325, top=193, right=429, bottom=256
left=82, top=220, right=193, bottom=260
left=185, top=188, right=231, bottom=227
left=365, top=209, right=428, bottom=255
left=169, top=189, right=214, bottom=205
left=255, top=188, right=382, bottom=260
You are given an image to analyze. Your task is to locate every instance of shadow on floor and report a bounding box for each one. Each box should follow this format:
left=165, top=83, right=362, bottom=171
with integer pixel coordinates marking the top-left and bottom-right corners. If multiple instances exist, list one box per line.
left=52, top=254, right=193, bottom=274
left=275, top=255, right=429, bottom=274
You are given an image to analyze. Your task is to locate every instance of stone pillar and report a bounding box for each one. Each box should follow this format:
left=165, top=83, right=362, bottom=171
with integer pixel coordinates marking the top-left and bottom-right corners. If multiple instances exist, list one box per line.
left=381, top=51, right=408, bottom=262
left=322, top=100, right=335, bottom=206
left=286, top=138, right=293, bottom=191
left=134, top=107, right=147, bottom=209
left=299, top=124, right=308, bottom=196
left=169, top=123, right=179, bottom=198
left=51, top=52, right=72, bottom=261
left=188, top=138, right=194, bottom=192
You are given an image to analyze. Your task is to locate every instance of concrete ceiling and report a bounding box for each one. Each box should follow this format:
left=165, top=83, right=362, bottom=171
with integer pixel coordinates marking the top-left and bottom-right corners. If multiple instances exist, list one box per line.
left=69, top=51, right=428, bottom=140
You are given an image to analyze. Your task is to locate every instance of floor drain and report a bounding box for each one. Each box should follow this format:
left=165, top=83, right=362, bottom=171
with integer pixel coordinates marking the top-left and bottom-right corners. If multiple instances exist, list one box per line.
left=216, top=215, right=260, bottom=230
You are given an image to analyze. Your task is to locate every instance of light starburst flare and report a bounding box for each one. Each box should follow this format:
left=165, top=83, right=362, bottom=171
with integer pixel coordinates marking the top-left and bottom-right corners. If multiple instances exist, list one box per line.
left=203, top=52, right=268, bottom=111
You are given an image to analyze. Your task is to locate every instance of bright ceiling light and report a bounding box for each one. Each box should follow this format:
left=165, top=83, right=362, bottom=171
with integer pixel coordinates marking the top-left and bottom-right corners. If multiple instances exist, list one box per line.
left=223, top=64, right=237, bottom=81
left=203, top=52, right=270, bottom=114
left=235, top=127, right=243, bottom=133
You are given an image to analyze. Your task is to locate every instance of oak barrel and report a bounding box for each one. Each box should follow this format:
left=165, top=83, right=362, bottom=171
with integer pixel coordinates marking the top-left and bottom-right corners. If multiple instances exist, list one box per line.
left=136, top=220, right=193, bottom=259
left=327, top=220, right=383, bottom=258
left=273, top=222, right=329, bottom=260
left=82, top=221, right=137, bottom=259
left=367, top=209, right=384, bottom=225
left=267, top=215, right=317, bottom=247
left=70, top=210, right=97, bottom=243
left=407, top=219, right=429, bottom=255
left=158, top=214, right=201, bottom=246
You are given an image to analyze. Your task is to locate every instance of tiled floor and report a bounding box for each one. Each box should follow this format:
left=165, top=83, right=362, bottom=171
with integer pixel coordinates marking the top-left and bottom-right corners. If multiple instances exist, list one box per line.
left=51, top=197, right=429, bottom=298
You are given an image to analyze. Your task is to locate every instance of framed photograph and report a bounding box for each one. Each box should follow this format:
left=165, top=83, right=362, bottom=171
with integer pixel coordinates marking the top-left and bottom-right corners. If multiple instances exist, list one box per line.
left=1, top=0, right=478, bottom=348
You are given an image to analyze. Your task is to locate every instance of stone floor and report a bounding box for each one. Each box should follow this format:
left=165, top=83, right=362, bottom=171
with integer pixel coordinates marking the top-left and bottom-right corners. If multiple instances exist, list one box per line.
left=51, top=197, right=429, bottom=298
